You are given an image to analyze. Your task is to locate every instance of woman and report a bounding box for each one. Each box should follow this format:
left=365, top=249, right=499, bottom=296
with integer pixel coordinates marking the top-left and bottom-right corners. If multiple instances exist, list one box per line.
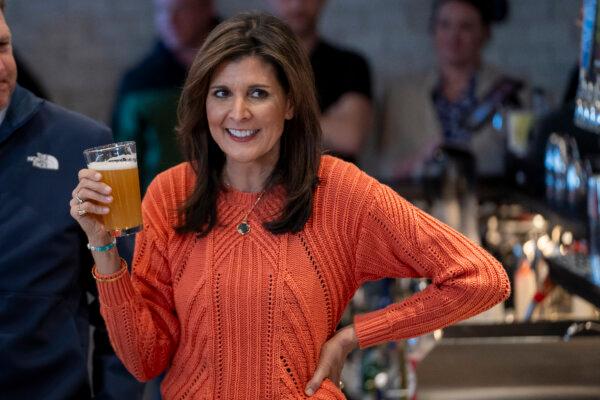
left=71, top=12, right=509, bottom=399
left=379, top=0, right=522, bottom=181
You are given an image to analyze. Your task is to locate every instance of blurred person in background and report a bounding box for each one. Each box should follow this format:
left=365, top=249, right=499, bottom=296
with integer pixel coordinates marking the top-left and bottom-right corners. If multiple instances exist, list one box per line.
left=112, top=0, right=219, bottom=192
left=266, top=0, right=373, bottom=164
left=378, top=0, right=527, bottom=182
left=0, top=1, right=140, bottom=399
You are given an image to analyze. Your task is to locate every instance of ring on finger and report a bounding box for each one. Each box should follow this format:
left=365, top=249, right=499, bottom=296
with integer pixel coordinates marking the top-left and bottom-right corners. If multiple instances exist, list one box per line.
left=77, top=203, right=87, bottom=216
left=75, top=191, right=84, bottom=204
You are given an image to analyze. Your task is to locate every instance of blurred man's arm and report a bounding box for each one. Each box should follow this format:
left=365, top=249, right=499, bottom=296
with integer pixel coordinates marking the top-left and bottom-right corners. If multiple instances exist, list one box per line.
left=320, top=92, right=373, bottom=157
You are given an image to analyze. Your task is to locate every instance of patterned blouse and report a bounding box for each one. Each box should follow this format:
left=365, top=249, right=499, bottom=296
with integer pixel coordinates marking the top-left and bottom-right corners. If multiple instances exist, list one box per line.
left=432, top=74, right=478, bottom=148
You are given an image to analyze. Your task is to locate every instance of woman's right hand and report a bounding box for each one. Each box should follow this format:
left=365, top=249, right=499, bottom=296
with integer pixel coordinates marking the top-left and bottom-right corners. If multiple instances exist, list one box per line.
left=69, top=168, right=113, bottom=243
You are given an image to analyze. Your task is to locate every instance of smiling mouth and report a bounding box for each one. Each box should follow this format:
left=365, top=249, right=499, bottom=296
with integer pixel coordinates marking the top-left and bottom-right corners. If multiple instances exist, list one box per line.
left=226, top=128, right=259, bottom=139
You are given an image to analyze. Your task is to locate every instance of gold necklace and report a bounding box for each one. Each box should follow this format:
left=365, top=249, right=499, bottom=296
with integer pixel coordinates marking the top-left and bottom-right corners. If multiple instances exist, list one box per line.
left=236, top=190, right=265, bottom=235
left=223, top=178, right=266, bottom=235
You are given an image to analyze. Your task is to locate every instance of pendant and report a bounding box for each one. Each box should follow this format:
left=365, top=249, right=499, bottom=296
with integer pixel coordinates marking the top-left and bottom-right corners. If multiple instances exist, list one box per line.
left=237, top=221, right=250, bottom=235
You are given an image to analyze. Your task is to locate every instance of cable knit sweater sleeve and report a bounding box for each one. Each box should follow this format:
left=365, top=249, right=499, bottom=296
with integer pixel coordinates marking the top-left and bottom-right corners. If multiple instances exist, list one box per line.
left=352, top=180, right=510, bottom=349
left=96, top=171, right=181, bottom=381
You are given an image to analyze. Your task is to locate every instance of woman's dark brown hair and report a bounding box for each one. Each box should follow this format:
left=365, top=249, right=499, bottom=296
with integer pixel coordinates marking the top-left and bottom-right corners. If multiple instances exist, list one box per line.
left=176, top=12, right=322, bottom=237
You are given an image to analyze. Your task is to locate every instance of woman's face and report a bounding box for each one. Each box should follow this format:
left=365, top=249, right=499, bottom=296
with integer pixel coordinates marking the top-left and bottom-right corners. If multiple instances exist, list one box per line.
left=206, top=56, right=294, bottom=169
left=433, top=0, right=488, bottom=68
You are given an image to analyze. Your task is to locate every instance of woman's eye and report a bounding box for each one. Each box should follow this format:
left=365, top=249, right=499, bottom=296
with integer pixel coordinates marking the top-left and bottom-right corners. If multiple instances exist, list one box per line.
left=213, top=89, right=229, bottom=98
left=250, top=88, right=268, bottom=99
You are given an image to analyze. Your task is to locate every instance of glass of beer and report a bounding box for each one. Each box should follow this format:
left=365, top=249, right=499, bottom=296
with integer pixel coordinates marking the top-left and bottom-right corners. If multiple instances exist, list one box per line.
left=83, top=141, right=143, bottom=237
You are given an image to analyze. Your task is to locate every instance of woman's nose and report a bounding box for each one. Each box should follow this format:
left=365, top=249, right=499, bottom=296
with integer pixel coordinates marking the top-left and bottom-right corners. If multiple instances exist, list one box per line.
left=229, top=97, right=251, bottom=120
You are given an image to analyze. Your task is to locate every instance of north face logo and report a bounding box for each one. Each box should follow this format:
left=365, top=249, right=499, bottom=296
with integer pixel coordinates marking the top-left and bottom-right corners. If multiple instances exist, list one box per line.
left=27, top=152, right=59, bottom=170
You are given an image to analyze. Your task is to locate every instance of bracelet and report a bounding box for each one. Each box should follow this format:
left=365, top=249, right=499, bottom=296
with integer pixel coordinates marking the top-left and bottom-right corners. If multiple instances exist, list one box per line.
left=91, top=258, right=128, bottom=283
left=87, top=238, right=117, bottom=252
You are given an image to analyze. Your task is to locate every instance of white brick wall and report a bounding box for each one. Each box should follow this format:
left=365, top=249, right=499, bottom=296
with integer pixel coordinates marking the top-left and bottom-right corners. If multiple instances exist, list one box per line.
left=5, top=0, right=580, bottom=123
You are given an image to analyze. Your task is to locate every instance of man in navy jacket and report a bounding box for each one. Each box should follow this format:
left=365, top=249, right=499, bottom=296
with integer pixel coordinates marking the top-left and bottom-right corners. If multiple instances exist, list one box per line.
left=0, top=2, right=141, bottom=398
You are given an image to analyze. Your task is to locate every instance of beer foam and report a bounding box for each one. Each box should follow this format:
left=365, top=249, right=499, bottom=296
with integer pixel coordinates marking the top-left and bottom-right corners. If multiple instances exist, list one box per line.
left=88, top=161, right=137, bottom=170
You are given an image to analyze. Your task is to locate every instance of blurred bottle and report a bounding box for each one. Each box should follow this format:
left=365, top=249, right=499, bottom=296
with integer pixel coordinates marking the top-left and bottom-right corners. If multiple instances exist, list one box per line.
left=544, top=135, right=558, bottom=203
left=565, top=137, right=587, bottom=216
left=370, top=342, right=414, bottom=400
left=514, top=240, right=538, bottom=320
left=423, top=146, right=480, bottom=243
left=361, top=347, right=385, bottom=398
left=587, top=174, right=600, bottom=284
left=505, top=86, right=547, bottom=161
left=544, top=133, right=569, bottom=208
left=506, top=109, right=535, bottom=159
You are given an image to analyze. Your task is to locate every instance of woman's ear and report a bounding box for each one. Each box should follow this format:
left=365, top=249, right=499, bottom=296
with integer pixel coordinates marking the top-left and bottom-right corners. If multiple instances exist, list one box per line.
left=285, top=97, right=294, bottom=120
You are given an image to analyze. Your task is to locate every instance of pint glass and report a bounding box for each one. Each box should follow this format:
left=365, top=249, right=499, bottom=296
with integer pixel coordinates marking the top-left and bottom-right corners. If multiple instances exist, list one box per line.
left=83, top=141, right=143, bottom=237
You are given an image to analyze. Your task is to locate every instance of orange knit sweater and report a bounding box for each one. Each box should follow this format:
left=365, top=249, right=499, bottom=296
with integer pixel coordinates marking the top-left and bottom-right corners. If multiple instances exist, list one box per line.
left=97, top=156, right=510, bottom=399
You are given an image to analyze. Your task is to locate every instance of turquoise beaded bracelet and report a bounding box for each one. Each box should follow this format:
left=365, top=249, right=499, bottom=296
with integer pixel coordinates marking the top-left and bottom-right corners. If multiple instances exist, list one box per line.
left=87, top=238, right=116, bottom=252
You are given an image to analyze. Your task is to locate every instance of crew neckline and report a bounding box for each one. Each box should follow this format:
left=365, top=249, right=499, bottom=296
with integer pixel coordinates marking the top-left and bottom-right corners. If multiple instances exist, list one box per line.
left=220, top=184, right=286, bottom=208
